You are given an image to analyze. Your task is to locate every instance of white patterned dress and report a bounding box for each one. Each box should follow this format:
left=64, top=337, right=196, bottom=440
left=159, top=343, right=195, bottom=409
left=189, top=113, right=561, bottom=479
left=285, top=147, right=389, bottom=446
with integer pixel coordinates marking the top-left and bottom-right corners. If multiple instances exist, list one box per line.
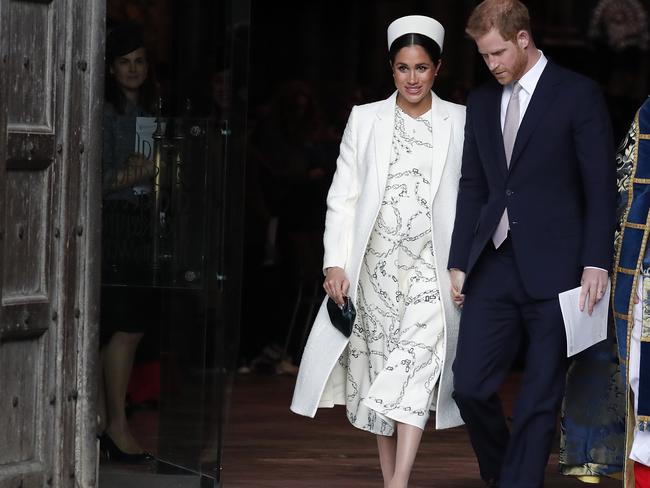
left=343, top=105, right=445, bottom=436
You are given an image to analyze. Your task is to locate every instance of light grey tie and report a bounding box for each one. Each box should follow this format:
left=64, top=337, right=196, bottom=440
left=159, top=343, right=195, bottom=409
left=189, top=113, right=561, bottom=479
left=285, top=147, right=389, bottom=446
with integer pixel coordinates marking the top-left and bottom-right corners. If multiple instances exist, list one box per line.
left=492, top=82, right=523, bottom=248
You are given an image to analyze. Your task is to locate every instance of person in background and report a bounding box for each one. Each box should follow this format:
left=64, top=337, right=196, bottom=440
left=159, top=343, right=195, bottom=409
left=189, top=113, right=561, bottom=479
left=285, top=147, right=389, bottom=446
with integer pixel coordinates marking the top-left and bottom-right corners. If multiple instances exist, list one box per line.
left=558, top=331, right=625, bottom=482
left=292, top=16, right=466, bottom=488
left=611, top=96, right=650, bottom=487
left=100, top=22, right=157, bottom=463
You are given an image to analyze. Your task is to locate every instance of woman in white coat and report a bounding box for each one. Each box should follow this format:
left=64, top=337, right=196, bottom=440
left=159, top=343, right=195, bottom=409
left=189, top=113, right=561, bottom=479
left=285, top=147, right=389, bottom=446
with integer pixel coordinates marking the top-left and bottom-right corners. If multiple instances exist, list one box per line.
left=291, top=15, right=465, bottom=488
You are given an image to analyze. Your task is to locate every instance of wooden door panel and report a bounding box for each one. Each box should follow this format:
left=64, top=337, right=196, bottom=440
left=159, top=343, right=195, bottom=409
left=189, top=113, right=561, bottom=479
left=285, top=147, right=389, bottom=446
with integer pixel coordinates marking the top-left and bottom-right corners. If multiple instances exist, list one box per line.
left=4, top=0, right=55, bottom=316
left=6, top=0, right=55, bottom=130
left=1, top=1, right=56, bottom=483
left=0, top=0, right=104, bottom=486
left=3, top=172, right=51, bottom=303
left=0, top=465, right=44, bottom=488
left=0, top=340, right=41, bottom=464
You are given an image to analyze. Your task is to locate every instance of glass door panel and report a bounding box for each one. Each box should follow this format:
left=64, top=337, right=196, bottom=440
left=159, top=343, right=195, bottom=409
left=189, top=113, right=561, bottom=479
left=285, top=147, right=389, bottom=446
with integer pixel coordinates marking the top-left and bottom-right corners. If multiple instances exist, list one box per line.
left=100, top=1, right=249, bottom=486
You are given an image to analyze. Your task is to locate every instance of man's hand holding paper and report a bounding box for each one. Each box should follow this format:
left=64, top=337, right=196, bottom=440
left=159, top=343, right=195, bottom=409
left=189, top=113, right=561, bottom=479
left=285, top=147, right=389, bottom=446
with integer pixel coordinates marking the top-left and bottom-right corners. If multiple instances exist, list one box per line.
left=579, top=267, right=609, bottom=315
left=559, top=277, right=610, bottom=357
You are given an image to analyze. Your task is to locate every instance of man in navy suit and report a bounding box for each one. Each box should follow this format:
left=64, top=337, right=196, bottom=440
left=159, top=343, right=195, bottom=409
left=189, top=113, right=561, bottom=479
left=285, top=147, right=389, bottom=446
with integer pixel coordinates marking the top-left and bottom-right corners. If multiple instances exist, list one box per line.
left=448, top=1, right=616, bottom=487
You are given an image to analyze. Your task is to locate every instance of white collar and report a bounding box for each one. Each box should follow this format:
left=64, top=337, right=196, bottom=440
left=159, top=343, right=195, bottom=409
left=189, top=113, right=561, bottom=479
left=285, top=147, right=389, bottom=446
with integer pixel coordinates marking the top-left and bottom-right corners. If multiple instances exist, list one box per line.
left=513, top=50, right=547, bottom=95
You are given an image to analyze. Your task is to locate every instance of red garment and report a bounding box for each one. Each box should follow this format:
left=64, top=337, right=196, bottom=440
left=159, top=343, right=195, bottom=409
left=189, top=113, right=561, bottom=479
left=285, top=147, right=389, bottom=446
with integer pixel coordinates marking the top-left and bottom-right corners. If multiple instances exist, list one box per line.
left=636, top=462, right=650, bottom=487
left=127, top=360, right=160, bottom=404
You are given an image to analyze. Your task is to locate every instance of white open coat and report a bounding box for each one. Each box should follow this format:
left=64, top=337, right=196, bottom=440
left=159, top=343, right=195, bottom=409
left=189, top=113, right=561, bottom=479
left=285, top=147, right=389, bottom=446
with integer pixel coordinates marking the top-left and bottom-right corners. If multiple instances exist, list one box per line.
left=290, top=91, right=465, bottom=430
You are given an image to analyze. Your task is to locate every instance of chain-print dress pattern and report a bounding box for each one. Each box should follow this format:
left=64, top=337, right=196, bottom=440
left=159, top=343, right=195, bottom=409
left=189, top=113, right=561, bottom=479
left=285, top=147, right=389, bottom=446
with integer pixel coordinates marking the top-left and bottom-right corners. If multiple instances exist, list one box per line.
left=343, top=105, right=445, bottom=436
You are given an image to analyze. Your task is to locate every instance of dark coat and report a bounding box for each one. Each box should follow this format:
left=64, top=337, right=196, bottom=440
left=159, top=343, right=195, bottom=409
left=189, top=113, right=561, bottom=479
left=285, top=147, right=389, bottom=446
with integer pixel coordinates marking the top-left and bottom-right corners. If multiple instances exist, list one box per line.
left=448, top=61, right=617, bottom=300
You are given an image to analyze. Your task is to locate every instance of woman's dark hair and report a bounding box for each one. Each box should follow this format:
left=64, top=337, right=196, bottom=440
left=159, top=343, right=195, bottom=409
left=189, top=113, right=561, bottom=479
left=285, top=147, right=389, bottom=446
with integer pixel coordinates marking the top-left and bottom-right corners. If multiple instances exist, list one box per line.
left=388, top=33, right=441, bottom=65
left=105, top=23, right=158, bottom=114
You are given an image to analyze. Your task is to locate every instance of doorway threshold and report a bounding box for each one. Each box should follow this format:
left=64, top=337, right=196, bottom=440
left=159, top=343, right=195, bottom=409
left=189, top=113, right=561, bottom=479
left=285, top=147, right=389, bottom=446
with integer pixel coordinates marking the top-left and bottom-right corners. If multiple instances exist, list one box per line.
left=100, top=459, right=218, bottom=488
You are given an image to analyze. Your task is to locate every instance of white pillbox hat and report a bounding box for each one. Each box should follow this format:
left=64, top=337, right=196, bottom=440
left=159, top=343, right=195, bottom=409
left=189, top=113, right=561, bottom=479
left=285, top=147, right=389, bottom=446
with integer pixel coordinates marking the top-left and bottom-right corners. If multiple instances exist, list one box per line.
left=387, top=15, right=445, bottom=52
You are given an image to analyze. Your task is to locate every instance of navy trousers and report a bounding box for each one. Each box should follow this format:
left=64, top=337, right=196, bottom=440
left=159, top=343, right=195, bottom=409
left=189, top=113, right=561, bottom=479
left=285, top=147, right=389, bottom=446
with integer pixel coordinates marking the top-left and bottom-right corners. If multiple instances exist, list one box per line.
left=453, top=238, right=568, bottom=488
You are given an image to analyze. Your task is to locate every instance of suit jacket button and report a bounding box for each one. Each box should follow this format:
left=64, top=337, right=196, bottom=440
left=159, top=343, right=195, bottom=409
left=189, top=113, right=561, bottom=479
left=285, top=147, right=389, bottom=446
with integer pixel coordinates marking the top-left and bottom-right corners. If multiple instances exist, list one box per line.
left=511, top=220, right=519, bottom=225
left=506, top=189, right=514, bottom=196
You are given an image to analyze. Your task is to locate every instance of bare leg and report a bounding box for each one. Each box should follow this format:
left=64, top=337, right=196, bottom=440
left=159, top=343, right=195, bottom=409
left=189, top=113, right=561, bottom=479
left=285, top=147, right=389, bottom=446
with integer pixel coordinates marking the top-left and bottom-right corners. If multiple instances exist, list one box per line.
left=102, top=331, right=144, bottom=454
left=377, top=434, right=397, bottom=488
left=389, top=422, right=424, bottom=488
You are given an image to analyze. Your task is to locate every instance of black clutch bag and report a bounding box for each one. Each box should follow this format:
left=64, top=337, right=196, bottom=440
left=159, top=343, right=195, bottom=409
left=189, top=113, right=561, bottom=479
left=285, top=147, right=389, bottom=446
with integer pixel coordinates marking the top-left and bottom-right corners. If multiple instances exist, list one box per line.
left=326, top=296, right=356, bottom=338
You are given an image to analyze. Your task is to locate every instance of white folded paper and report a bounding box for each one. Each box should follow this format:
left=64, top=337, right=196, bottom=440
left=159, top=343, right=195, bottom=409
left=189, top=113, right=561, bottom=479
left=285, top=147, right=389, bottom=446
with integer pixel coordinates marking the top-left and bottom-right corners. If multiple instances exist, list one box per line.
left=558, top=279, right=610, bottom=357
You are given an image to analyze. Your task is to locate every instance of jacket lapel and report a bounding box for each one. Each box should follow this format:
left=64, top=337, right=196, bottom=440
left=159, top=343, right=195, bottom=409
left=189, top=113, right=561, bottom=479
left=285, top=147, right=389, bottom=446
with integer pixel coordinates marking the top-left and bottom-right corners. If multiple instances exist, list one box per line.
left=509, top=62, right=561, bottom=171
left=373, top=92, right=397, bottom=198
left=486, top=83, right=508, bottom=178
left=429, top=93, right=451, bottom=203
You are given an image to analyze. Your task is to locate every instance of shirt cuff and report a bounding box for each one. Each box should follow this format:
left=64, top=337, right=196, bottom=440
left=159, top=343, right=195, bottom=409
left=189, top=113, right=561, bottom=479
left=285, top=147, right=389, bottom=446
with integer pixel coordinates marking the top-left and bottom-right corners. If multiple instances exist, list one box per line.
left=584, top=266, right=607, bottom=273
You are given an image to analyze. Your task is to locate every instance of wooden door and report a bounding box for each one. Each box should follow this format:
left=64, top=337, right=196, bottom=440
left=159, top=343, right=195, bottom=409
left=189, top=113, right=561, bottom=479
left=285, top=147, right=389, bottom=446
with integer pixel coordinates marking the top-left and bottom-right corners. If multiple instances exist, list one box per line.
left=0, top=0, right=103, bottom=486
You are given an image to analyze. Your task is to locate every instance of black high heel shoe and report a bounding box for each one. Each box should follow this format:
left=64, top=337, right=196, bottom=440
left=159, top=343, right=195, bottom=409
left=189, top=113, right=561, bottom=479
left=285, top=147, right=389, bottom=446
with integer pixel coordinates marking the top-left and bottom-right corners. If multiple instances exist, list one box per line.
left=99, top=432, right=155, bottom=464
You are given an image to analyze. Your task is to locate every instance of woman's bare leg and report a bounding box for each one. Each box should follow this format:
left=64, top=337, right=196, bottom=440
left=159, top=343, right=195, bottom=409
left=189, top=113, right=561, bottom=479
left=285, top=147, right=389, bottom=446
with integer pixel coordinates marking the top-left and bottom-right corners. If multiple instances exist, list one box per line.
left=102, top=331, right=144, bottom=453
left=377, top=434, right=397, bottom=488
left=389, top=422, right=424, bottom=488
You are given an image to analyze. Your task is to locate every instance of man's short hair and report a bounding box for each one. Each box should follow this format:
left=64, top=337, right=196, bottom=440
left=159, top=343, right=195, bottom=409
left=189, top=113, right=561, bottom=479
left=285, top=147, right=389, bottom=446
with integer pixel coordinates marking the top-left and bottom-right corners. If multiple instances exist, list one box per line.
left=466, top=0, right=531, bottom=42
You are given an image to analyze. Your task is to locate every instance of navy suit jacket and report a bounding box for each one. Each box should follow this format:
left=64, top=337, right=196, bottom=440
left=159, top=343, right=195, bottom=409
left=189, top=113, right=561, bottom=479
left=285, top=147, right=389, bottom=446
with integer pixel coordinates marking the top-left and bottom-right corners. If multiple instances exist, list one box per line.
left=448, top=61, right=617, bottom=300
